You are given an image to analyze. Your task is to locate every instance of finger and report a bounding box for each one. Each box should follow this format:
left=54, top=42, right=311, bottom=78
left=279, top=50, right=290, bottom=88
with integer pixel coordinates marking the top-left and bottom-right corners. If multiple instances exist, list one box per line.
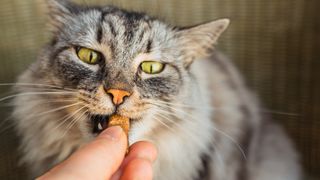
left=38, top=126, right=127, bottom=180
left=111, top=141, right=157, bottom=180
left=120, top=158, right=153, bottom=180
left=125, top=141, right=158, bottom=164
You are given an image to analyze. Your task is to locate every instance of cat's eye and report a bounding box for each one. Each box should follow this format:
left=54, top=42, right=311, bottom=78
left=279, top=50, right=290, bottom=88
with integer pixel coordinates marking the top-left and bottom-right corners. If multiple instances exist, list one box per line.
left=140, top=61, right=165, bottom=74
left=76, top=47, right=101, bottom=64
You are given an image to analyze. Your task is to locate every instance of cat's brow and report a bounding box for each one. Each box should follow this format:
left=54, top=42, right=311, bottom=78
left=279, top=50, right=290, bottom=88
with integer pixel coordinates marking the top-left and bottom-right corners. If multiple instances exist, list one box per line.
left=96, top=11, right=104, bottom=44
left=146, top=39, right=152, bottom=53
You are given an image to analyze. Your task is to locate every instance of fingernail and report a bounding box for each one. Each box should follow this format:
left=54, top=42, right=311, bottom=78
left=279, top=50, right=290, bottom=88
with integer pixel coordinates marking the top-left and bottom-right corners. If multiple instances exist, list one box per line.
left=100, top=126, right=123, bottom=141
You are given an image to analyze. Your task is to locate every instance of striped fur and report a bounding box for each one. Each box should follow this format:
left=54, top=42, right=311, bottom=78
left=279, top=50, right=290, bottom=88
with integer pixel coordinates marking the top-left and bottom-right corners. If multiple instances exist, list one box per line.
left=12, top=0, right=301, bottom=179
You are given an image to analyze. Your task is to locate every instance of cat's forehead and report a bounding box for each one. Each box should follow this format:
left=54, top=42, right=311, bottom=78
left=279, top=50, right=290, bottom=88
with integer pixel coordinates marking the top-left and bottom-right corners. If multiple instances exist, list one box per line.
left=99, top=9, right=154, bottom=60
left=61, top=6, right=174, bottom=65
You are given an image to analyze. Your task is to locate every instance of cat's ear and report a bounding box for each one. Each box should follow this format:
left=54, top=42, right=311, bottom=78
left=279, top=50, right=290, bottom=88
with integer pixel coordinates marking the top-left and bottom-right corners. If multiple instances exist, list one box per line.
left=177, top=19, right=230, bottom=68
left=47, top=0, right=78, bottom=32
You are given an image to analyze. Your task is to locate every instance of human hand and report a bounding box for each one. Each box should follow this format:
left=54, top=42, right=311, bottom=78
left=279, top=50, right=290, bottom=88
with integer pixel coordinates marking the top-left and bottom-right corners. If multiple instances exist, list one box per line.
left=37, top=126, right=157, bottom=180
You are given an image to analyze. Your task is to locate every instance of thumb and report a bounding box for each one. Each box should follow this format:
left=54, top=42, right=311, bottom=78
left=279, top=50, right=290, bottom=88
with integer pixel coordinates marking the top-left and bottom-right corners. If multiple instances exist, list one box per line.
left=38, top=126, right=127, bottom=180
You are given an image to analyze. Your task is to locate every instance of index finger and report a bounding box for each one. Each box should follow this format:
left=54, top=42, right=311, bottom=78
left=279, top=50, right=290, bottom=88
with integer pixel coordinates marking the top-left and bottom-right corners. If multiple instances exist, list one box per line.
left=38, top=126, right=127, bottom=180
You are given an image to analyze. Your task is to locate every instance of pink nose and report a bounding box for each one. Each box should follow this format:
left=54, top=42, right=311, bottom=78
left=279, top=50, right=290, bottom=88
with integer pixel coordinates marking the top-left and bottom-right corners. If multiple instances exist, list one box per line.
left=106, top=89, right=131, bottom=105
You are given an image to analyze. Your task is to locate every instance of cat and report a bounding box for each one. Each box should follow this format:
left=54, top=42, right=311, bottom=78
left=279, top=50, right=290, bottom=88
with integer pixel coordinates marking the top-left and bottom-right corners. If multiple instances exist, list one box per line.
left=11, top=0, right=302, bottom=179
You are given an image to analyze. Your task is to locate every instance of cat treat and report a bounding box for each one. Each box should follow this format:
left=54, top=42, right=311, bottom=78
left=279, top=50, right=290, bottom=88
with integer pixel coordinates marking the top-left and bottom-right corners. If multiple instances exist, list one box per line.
left=108, top=115, right=130, bottom=152
left=108, top=114, right=130, bottom=136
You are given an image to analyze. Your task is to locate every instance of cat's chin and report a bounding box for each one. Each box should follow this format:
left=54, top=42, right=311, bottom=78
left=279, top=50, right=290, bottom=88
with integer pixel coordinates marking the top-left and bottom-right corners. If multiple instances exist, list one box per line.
left=90, top=113, right=137, bottom=135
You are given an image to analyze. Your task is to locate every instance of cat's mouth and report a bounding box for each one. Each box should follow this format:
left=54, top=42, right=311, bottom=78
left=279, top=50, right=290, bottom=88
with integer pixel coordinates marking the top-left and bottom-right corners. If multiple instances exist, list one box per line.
left=90, top=114, right=132, bottom=134
left=91, top=114, right=109, bottom=134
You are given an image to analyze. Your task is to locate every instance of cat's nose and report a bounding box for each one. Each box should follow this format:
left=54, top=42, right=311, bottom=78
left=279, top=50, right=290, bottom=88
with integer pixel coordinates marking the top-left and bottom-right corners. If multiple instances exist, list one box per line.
left=106, top=89, right=131, bottom=105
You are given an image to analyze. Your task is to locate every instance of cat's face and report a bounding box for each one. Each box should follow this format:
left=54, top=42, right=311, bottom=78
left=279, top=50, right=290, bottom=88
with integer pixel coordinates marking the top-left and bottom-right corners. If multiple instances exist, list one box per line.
left=40, top=0, right=228, bottom=138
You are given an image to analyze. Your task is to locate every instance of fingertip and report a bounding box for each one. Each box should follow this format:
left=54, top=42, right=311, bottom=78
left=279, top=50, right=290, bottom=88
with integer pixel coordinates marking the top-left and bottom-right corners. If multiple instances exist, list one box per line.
left=120, top=158, right=153, bottom=180
left=129, top=141, right=158, bottom=163
left=110, top=141, right=157, bottom=179
left=99, top=126, right=125, bottom=141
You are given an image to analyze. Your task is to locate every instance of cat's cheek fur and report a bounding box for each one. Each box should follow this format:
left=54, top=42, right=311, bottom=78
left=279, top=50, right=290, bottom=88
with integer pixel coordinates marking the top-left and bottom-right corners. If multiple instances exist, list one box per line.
left=53, top=54, right=102, bottom=87
left=145, top=76, right=214, bottom=180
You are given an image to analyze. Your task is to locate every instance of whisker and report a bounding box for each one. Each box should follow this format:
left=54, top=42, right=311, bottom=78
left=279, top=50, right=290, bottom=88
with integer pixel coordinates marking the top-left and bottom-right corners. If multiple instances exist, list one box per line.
left=148, top=101, right=202, bottom=121
left=10, top=87, right=76, bottom=93
left=0, top=121, right=15, bottom=134
left=50, top=105, right=87, bottom=134
left=156, top=112, right=176, bottom=125
left=0, top=115, right=15, bottom=134
left=20, top=102, right=82, bottom=124
left=260, top=109, right=300, bottom=116
left=36, top=102, right=82, bottom=117
left=66, top=109, right=88, bottom=131
left=0, top=83, right=76, bottom=91
left=150, top=100, right=247, bottom=160
left=152, top=114, right=175, bottom=132
left=154, top=100, right=201, bottom=107
left=155, top=101, right=232, bottom=111
left=0, top=91, right=77, bottom=103
left=156, top=112, right=193, bottom=134
left=39, top=99, right=78, bottom=103
left=148, top=100, right=215, bottom=113
left=155, top=100, right=299, bottom=118
left=154, top=107, right=196, bottom=128
left=61, top=109, right=88, bottom=139
left=0, top=98, right=78, bottom=107
left=212, top=126, right=247, bottom=160
left=147, top=99, right=210, bottom=110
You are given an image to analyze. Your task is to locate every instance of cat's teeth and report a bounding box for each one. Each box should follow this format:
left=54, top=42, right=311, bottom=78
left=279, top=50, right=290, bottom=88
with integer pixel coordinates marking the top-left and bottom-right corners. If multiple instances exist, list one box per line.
left=98, top=122, right=103, bottom=130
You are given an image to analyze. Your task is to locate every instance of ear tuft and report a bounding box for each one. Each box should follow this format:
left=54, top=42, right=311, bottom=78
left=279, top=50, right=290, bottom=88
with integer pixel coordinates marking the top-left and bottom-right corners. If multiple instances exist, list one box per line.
left=177, top=18, right=230, bottom=68
left=46, top=0, right=78, bottom=32
left=212, top=18, right=230, bottom=34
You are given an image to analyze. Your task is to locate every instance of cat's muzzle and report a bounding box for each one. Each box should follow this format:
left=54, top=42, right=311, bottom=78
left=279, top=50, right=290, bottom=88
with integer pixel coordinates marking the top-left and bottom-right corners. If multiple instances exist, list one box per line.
left=91, top=114, right=131, bottom=134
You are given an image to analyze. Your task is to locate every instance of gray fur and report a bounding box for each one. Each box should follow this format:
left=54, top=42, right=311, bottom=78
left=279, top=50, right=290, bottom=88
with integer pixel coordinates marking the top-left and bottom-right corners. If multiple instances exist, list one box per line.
left=12, top=0, right=302, bottom=179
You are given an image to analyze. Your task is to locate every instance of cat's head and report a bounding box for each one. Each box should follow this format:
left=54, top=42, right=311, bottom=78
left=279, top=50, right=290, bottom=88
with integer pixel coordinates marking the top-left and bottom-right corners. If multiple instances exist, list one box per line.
left=32, top=0, right=229, bottom=139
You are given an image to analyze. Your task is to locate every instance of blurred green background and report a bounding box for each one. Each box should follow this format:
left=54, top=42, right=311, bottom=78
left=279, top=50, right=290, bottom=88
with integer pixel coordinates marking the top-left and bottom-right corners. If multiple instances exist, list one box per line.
left=0, top=0, right=319, bottom=179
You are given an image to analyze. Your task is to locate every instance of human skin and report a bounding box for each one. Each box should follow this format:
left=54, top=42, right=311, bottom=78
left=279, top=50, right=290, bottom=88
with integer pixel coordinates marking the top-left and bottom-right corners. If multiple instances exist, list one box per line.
left=37, top=126, right=157, bottom=180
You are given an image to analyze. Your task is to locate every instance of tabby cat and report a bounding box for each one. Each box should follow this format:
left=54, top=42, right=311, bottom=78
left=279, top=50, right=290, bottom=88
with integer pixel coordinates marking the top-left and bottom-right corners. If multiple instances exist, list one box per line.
left=12, top=0, right=302, bottom=179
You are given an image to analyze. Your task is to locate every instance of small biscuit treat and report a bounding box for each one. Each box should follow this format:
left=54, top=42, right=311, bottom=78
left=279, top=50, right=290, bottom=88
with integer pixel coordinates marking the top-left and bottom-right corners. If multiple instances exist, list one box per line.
left=108, top=114, right=130, bottom=152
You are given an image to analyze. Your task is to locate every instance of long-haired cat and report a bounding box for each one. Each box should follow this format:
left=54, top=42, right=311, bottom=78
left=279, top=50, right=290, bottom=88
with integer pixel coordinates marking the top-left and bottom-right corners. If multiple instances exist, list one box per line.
left=12, top=0, right=302, bottom=179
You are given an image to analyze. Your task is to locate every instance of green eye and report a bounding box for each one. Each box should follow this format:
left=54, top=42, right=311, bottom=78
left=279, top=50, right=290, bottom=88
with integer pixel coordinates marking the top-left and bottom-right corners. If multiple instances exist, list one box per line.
left=77, top=47, right=101, bottom=64
left=140, top=61, right=164, bottom=74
